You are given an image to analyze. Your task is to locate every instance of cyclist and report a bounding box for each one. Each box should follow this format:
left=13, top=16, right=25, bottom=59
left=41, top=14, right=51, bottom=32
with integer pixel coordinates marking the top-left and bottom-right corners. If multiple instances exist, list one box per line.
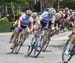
left=32, top=12, right=40, bottom=30
left=10, top=10, right=34, bottom=49
left=64, top=10, right=75, bottom=55
left=63, top=7, right=71, bottom=30
left=11, top=16, right=20, bottom=31
left=55, top=11, right=62, bottom=32
left=9, top=16, right=20, bottom=43
left=11, top=13, right=25, bottom=30
left=56, top=10, right=65, bottom=32
left=31, top=12, right=42, bottom=43
left=40, top=8, right=56, bottom=37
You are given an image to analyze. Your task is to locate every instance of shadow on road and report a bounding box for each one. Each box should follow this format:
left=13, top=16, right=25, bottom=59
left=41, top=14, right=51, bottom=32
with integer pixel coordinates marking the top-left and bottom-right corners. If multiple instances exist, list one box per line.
left=49, top=40, right=67, bottom=49
left=24, top=55, right=45, bottom=58
left=42, top=50, right=52, bottom=52
left=6, top=52, right=24, bottom=55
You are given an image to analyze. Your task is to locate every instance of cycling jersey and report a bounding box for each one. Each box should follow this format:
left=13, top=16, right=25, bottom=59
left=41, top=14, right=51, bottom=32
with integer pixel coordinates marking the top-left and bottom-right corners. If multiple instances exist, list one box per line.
left=19, top=15, right=33, bottom=24
left=40, top=14, right=55, bottom=24
left=15, top=14, right=34, bottom=31
left=40, top=11, right=48, bottom=18
left=40, top=13, right=56, bottom=29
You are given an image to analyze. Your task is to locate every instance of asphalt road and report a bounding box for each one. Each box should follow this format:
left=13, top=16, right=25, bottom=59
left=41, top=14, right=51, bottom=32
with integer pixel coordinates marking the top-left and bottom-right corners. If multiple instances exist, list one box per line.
left=0, top=31, right=75, bottom=63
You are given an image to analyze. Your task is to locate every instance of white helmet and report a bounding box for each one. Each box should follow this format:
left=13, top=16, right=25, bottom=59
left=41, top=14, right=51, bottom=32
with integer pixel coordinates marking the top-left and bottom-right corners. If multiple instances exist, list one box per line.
left=48, top=8, right=56, bottom=14
left=32, top=12, right=38, bottom=17
left=26, top=10, right=32, bottom=15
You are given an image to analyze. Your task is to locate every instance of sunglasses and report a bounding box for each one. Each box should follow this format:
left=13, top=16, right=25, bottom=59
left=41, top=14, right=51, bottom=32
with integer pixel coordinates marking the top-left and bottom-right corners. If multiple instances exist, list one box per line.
left=26, top=14, right=31, bottom=16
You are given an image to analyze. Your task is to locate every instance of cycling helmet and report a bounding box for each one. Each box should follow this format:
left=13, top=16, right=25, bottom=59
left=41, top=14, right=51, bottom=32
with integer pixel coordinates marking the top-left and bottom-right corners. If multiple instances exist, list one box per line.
left=26, top=10, right=32, bottom=15
left=32, top=12, right=38, bottom=17
left=48, top=8, right=56, bottom=14
left=55, top=13, right=62, bottom=20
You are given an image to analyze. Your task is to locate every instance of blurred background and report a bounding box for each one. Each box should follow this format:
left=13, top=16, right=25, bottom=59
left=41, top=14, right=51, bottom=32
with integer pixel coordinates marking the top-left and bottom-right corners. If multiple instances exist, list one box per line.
left=0, top=0, right=75, bottom=32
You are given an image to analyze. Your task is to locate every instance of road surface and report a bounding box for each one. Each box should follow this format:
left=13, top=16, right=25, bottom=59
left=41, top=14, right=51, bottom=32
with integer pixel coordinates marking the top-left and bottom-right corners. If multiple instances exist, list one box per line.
left=0, top=31, right=75, bottom=63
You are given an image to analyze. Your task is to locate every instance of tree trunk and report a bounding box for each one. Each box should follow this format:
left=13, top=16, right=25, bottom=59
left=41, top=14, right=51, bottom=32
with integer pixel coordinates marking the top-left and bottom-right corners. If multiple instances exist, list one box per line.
left=5, top=4, right=8, bottom=16
left=10, top=2, right=15, bottom=21
left=57, top=0, right=60, bottom=11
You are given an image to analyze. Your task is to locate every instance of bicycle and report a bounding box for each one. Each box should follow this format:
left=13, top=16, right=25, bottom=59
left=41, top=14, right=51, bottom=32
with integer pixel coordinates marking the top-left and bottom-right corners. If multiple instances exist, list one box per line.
left=26, top=29, right=46, bottom=57
left=62, top=33, right=75, bottom=63
left=10, top=27, right=27, bottom=54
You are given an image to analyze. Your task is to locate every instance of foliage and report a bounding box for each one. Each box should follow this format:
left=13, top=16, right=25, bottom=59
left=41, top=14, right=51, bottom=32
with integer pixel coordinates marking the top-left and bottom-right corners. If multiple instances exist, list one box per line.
left=16, top=10, right=24, bottom=17
left=0, top=0, right=29, bottom=6
left=0, top=17, right=9, bottom=22
left=0, top=22, right=13, bottom=32
left=53, top=0, right=75, bottom=9
left=61, top=0, right=75, bottom=9
left=0, top=0, right=29, bottom=21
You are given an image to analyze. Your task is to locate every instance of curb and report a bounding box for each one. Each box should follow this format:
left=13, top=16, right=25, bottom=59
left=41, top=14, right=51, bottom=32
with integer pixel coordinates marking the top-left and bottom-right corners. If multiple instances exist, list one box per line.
left=0, top=32, right=12, bottom=35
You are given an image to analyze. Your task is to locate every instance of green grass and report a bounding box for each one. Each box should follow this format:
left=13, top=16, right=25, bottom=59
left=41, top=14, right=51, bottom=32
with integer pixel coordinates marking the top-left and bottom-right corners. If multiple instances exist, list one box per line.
left=0, top=22, right=13, bottom=32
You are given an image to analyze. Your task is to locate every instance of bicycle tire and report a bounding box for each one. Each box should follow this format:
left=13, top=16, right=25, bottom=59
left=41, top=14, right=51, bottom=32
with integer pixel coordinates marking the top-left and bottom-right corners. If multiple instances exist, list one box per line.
left=26, top=45, right=33, bottom=56
left=26, top=37, right=35, bottom=56
left=11, top=41, right=18, bottom=53
left=42, top=30, right=51, bottom=52
left=14, top=33, right=25, bottom=54
left=42, top=40, right=49, bottom=52
left=10, top=33, right=16, bottom=53
left=33, top=36, right=45, bottom=58
left=62, top=39, right=73, bottom=63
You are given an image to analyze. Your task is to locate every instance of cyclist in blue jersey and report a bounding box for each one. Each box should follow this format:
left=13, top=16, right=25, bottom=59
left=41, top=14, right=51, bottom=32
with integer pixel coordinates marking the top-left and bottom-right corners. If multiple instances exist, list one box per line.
left=40, top=8, right=56, bottom=31
left=10, top=10, right=34, bottom=49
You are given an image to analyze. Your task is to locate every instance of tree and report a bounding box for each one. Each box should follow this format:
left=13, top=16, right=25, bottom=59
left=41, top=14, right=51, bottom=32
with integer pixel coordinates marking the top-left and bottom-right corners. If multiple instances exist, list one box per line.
left=61, top=0, right=75, bottom=9
left=0, top=0, right=29, bottom=21
left=53, top=0, right=63, bottom=11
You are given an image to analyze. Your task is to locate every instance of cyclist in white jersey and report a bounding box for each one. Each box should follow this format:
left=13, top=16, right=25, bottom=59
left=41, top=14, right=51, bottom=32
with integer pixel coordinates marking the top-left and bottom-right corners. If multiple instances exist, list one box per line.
left=40, top=8, right=56, bottom=30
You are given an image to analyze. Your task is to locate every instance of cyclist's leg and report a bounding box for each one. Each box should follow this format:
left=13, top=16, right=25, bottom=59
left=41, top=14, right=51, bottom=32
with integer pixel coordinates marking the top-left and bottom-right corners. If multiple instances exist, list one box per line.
left=14, top=27, right=21, bottom=42
left=33, top=23, right=41, bottom=37
left=10, top=27, right=20, bottom=49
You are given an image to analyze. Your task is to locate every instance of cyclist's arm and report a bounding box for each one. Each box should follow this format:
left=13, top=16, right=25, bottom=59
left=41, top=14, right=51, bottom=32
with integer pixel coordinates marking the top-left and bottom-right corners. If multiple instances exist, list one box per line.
left=13, top=20, right=19, bottom=26
left=65, top=12, right=71, bottom=20
left=29, top=17, right=34, bottom=32
left=18, top=20, right=21, bottom=28
left=18, top=16, right=22, bottom=28
left=51, top=16, right=56, bottom=30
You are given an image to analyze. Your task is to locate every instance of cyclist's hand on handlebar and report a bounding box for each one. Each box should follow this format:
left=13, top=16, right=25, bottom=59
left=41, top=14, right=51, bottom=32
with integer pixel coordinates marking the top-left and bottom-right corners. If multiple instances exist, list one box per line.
left=51, top=26, right=55, bottom=30
left=27, top=29, right=32, bottom=34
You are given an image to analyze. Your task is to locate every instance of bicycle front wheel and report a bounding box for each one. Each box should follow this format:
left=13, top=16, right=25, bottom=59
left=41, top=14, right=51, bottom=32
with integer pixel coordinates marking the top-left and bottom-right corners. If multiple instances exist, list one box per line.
left=62, top=40, right=73, bottom=63
left=33, top=36, right=45, bottom=58
left=26, top=37, right=35, bottom=56
left=14, top=33, right=25, bottom=54
left=42, top=31, right=51, bottom=52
